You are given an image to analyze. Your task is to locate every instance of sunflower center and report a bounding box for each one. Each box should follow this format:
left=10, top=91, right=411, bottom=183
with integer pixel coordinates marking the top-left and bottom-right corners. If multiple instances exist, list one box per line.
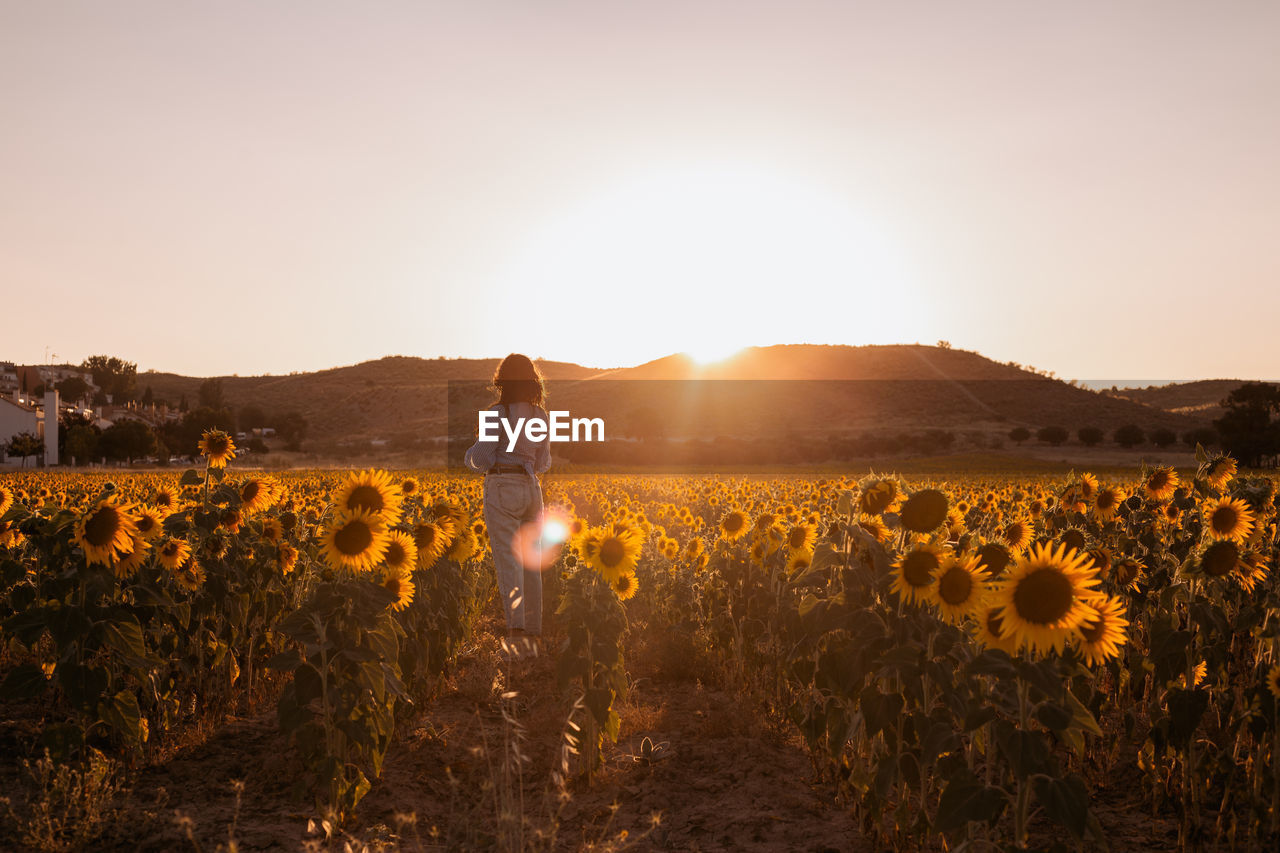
left=1211, top=505, right=1239, bottom=534
left=385, top=541, right=407, bottom=567
left=599, top=537, right=627, bottom=568
left=1202, top=541, right=1239, bottom=576
left=415, top=524, right=437, bottom=549
left=789, top=528, right=807, bottom=549
left=84, top=506, right=121, bottom=547
left=937, top=565, right=973, bottom=605
left=901, top=551, right=939, bottom=587
left=1012, top=567, right=1074, bottom=626
left=1079, top=613, right=1107, bottom=644
left=978, top=544, right=1011, bottom=577
left=335, top=519, right=374, bottom=555
left=136, top=515, right=156, bottom=533
left=347, top=486, right=385, bottom=514
left=242, top=482, right=260, bottom=503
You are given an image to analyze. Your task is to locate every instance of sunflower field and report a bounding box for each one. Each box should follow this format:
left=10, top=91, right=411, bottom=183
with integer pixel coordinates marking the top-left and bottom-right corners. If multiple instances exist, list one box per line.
left=2, top=434, right=1280, bottom=850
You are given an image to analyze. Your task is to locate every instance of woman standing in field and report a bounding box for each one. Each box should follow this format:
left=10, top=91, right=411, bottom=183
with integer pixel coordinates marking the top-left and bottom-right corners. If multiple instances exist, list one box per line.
left=464, top=354, right=552, bottom=658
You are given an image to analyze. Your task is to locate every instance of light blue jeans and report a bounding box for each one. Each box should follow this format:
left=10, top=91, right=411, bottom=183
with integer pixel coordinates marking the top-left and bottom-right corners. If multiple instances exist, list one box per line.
left=483, top=473, right=543, bottom=635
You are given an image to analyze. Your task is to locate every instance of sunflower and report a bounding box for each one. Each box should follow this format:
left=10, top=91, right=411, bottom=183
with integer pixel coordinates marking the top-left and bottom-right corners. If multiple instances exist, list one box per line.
left=445, top=527, right=479, bottom=563
left=899, top=489, right=949, bottom=533
left=1078, top=473, right=1099, bottom=499
left=586, top=522, right=643, bottom=583
left=198, top=430, right=237, bottom=469
left=276, top=543, right=299, bottom=575
left=719, top=510, right=749, bottom=541
left=1110, top=556, right=1144, bottom=592
left=382, top=529, right=419, bottom=574
left=1267, top=665, right=1280, bottom=701
left=932, top=554, right=990, bottom=625
left=994, top=543, right=1101, bottom=655
left=152, top=487, right=177, bottom=511
left=0, top=484, right=13, bottom=515
left=400, top=477, right=419, bottom=496
left=1205, top=456, right=1237, bottom=491
left=611, top=570, right=639, bottom=601
left=133, top=505, right=167, bottom=540
left=319, top=509, right=390, bottom=572
left=261, top=517, right=283, bottom=542
left=157, top=536, right=192, bottom=571
left=786, top=548, right=812, bottom=575
left=1059, top=528, right=1088, bottom=554
left=1000, top=518, right=1034, bottom=553
left=975, top=541, right=1014, bottom=579
left=239, top=478, right=278, bottom=515
left=413, top=521, right=451, bottom=568
left=1197, top=540, right=1241, bottom=578
left=110, top=534, right=150, bottom=579
left=334, top=469, right=403, bottom=524
left=858, top=514, right=893, bottom=544
left=1092, top=487, right=1126, bottom=523
left=173, top=555, right=207, bottom=592
left=381, top=564, right=415, bottom=611
left=1234, top=550, right=1269, bottom=594
left=1202, top=497, right=1255, bottom=543
left=786, top=522, right=816, bottom=552
left=890, top=544, right=944, bottom=607
left=1143, top=467, right=1179, bottom=502
left=972, top=604, right=1019, bottom=655
left=859, top=478, right=903, bottom=516
left=1076, top=594, right=1129, bottom=666
left=220, top=509, right=243, bottom=534
left=74, top=498, right=139, bottom=567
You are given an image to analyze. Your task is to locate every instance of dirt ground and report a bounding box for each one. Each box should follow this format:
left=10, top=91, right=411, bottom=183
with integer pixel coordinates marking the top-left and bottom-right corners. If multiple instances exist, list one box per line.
left=0, top=617, right=863, bottom=852
left=1, top=612, right=1181, bottom=853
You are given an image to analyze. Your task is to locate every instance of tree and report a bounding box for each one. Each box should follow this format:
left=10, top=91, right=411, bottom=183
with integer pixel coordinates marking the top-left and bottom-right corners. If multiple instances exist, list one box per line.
left=5, top=432, right=43, bottom=467
left=1114, top=424, right=1145, bottom=449
left=1036, top=426, right=1069, bottom=447
left=239, top=404, right=268, bottom=430
left=1214, top=382, right=1280, bottom=468
left=198, top=378, right=226, bottom=411
left=82, top=355, right=137, bottom=402
left=1008, top=426, right=1031, bottom=446
left=99, top=420, right=157, bottom=464
left=1182, top=427, right=1218, bottom=449
left=141, top=385, right=154, bottom=407
left=276, top=411, right=308, bottom=452
left=1150, top=427, right=1177, bottom=449
left=1077, top=426, right=1104, bottom=447
left=56, top=375, right=92, bottom=403
left=160, top=405, right=236, bottom=459
left=64, top=425, right=99, bottom=466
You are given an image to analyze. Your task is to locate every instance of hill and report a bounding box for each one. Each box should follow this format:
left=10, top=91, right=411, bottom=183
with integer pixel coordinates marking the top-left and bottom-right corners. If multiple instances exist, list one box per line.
left=1105, top=379, right=1253, bottom=421
left=536, top=344, right=1209, bottom=438
left=137, top=356, right=606, bottom=444
left=134, top=346, right=1211, bottom=448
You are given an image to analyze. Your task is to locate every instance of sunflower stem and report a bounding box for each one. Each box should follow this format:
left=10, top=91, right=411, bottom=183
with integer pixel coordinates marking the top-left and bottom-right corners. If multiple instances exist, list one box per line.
left=1014, top=676, right=1032, bottom=848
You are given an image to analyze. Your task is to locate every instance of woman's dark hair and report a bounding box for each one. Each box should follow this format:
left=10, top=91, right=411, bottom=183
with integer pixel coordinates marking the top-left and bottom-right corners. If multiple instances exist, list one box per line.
left=493, top=353, right=546, bottom=407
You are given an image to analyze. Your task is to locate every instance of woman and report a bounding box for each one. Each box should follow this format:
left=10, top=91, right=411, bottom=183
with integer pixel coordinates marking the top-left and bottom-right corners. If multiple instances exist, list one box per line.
left=464, top=354, right=551, bottom=658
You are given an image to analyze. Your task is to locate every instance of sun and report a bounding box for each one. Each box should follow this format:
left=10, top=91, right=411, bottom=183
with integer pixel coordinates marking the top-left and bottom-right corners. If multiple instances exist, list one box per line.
left=491, top=160, right=918, bottom=367
left=684, top=342, right=743, bottom=365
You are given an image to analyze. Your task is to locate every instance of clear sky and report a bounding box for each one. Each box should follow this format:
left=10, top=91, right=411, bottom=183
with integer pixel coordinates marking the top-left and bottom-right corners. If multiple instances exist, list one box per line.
left=3, top=1, right=1278, bottom=380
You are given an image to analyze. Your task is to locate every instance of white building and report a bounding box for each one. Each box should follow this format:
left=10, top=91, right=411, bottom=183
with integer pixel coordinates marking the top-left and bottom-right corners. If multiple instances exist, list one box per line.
left=0, top=390, right=59, bottom=467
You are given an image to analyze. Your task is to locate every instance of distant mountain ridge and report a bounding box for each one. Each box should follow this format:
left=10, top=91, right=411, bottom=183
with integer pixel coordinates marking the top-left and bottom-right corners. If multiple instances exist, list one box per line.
left=132, top=345, right=1224, bottom=446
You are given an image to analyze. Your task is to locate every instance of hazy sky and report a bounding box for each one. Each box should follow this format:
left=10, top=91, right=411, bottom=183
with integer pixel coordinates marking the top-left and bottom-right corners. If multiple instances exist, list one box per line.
left=3, top=1, right=1278, bottom=380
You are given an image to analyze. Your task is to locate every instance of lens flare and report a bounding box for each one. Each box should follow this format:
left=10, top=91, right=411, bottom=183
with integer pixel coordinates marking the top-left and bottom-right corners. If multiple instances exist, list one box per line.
left=512, top=508, right=573, bottom=570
